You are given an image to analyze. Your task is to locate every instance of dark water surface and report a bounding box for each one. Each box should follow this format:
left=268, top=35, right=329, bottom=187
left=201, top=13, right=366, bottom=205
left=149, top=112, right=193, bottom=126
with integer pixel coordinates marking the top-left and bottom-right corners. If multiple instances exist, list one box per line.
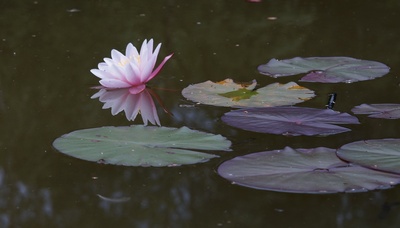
left=1, top=0, right=400, bottom=227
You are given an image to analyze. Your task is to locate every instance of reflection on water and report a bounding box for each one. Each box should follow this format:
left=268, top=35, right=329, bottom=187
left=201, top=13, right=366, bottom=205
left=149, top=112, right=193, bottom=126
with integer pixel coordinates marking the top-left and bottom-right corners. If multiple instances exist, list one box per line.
left=1, top=0, right=400, bottom=227
left=91, top=87, right=161, bottom=126
left=0, top=168, right=53, bottom=227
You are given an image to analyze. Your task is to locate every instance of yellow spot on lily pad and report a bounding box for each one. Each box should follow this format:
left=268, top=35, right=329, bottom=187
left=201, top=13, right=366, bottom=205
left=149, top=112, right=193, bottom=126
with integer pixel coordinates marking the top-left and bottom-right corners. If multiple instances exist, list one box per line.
left=288, top=85, right=307, bottom=90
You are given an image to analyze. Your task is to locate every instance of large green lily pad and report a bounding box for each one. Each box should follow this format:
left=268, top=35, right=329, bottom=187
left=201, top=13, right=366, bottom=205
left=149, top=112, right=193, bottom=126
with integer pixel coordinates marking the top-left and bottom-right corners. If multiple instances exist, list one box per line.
left=218, top=147, right=400, bottom=193
left=53, top=125, right=231, bottom=167
left=337, top=138, right=400, bottom=174
left=258, top=57, right=390, bottom=83
left=181, top=78, right=315, bottom=107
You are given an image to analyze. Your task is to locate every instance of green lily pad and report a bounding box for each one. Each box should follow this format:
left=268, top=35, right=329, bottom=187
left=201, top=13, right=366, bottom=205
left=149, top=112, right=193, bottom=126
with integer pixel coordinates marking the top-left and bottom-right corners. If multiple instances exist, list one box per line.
left=218, top=147, right=400, bottom=194
left=181, top=78, right=315, bottom=107
left=258, top=57, right=390, bottom=83
left=53, top=125, right=231, bottom=167
left=337, top=139, right=400, bottom=174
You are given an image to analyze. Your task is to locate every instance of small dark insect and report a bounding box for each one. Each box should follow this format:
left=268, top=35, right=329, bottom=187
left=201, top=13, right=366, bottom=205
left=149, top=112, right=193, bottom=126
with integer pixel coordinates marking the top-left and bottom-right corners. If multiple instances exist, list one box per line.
left=326, top=93, right=337, bottom=109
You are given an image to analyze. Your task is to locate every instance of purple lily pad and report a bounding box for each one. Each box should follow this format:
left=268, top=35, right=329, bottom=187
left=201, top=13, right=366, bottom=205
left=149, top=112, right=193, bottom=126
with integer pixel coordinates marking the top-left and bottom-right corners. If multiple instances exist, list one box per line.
left=218, top=147, right=400, bottom=193
left=337, top=139, right=400, bottom=174
left=221, top=106, right=360, bottom=136
left=257, top=57, right=390, bottom=83
left=351, top=103, right=400, bottom=119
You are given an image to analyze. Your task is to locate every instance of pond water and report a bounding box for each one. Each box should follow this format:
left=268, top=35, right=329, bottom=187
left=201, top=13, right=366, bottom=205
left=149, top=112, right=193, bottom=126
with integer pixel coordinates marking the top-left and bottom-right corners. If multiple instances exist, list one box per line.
left=1, top=0, right=400, bottom=227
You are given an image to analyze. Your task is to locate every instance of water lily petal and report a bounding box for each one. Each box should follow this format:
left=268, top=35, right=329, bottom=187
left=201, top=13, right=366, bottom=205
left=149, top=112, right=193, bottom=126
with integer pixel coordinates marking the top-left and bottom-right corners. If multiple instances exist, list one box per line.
left=108, top=64, right=128, bottom=81
left=151, top=43, right=161, bottom=62
left=111, top=49, right=126, bottom=64
left=138, top=91, right=160, bottom=126
left=127, top=62, right=142, bottom=84
left=90, top=89, right=106, bottom=99
left=126, top=44, right=141, bottom=77
left=103, top=58, right=115, bottom=66
left=91, top=69, right=115, bottom=79
left=104, top=95, right=127, bottom=115
left=148, top=53, right=174, bottom=81
left=141, top=43, right=161, bottom=82
left=122, top=61, right=139, bottom=85
left=111, top=55, right=138, bottom=84
left=123, top=93, right=141, bottom=121
left=100, top=79, right=132, bottom=88
left=98, top=62, right=109, bottom=71
left=128, top=84, right=146, bottom=94
left=140, top=39, right=150, bottom=64
left=126, top=43, right=139, bottom=60
left=97, top=89, right=129, bottom=115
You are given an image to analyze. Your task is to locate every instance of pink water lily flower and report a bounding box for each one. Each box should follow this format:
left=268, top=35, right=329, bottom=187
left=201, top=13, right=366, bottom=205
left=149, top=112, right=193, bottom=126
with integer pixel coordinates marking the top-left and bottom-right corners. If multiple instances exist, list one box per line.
left=91, top=39, right=173, bottom=94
